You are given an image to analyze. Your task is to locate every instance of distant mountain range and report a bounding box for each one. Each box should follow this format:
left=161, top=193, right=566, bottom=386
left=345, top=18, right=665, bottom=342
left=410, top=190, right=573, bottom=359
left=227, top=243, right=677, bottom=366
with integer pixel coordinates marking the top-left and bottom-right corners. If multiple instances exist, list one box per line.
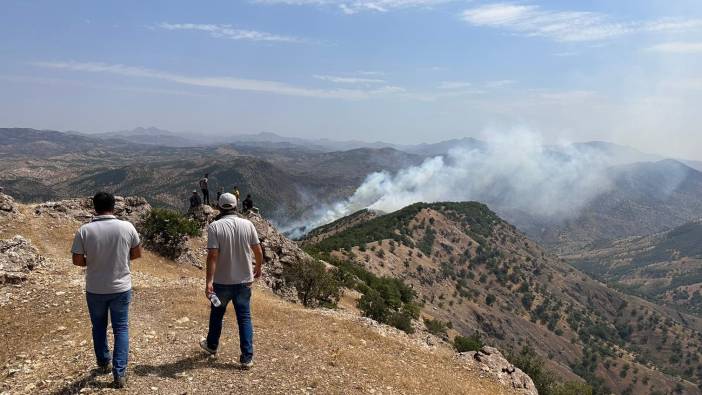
left=82, top=126, right=702, bottom=171
left=3, top=127, right=702, bottom=256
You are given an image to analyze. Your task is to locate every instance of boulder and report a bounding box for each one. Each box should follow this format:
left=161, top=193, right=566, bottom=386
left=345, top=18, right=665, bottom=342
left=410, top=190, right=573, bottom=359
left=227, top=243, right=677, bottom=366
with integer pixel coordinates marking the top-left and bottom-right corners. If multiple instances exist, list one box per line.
left=187, top=204, right=217, bottom=227
left=458, top=346, right=537, bottom=395
left=0, top=236, right=47, bottom=285
left=244, top=211, right=309, bottom=301
left=0, top=192, right=17, bottom=215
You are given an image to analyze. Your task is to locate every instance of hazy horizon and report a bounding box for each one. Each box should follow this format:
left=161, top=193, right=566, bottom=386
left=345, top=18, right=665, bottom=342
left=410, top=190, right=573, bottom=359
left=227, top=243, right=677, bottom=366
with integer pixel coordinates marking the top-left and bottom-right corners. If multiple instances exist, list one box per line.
left=2, top=1, right=702, bottom=159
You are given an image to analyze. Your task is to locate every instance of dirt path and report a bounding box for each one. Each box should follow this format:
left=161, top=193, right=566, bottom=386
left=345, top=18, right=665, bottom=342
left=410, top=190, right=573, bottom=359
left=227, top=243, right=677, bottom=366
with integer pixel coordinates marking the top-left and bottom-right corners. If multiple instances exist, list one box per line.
left=0, top=209, right=514, bottom=395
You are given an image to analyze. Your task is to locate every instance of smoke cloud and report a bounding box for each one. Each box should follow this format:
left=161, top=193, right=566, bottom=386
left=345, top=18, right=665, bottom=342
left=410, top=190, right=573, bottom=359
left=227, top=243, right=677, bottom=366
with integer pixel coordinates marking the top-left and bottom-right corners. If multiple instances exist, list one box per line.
left=284, top=129, right=617, bottom=238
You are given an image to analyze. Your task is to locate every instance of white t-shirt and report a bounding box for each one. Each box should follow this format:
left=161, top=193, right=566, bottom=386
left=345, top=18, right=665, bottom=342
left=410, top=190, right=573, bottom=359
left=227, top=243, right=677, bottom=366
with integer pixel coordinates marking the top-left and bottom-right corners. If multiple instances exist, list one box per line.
left=71, top=215, right=140, bottom=294
left=207, top=215, right=260, bottom=285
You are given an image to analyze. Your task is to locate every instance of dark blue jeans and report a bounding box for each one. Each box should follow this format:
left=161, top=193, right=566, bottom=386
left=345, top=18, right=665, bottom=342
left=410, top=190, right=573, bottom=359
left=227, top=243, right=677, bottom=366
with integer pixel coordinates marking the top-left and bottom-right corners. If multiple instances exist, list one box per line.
left=86, top=290, right=131, bottom=378
left=206, top=283, right=254, bottom=363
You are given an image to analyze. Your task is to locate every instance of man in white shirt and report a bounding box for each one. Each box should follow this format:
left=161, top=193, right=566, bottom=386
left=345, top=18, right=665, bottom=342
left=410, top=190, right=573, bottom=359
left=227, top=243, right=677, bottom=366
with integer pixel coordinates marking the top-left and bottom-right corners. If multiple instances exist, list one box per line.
left=71, top=192, right=142, bottom=388
left=200, top=193, right=263, bottom=369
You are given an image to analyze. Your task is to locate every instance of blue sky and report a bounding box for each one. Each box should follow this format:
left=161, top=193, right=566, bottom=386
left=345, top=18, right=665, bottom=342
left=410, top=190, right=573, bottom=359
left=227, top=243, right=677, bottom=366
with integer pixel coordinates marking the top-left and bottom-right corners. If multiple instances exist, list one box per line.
left=1, top=0, right=702, bottom=158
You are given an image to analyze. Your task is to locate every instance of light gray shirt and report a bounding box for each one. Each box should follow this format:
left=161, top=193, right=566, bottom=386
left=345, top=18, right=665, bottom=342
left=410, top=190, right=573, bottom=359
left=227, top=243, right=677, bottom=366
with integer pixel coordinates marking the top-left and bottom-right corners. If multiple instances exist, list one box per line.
left=71, top=215, right=140, bottom=294
left=207, top=215, right=260, bottom=285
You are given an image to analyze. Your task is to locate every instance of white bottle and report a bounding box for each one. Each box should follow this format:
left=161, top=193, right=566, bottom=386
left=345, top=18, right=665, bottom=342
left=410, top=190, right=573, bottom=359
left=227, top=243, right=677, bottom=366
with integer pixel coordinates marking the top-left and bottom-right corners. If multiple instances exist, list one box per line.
left=209, top=293, right=222, bottom=307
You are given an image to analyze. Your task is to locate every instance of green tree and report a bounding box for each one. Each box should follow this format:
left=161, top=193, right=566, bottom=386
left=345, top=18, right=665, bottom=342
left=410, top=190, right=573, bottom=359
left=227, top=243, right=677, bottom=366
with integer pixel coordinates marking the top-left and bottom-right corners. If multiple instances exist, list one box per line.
left=282, top=259, right=341, bottom=308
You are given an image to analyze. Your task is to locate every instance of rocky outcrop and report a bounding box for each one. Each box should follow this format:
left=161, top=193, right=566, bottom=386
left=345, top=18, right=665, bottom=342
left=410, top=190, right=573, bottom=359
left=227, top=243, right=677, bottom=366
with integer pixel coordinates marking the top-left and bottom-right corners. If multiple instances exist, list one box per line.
left=187, top=205, right=217, bottom=227
left=33, top=196, right=151, bottom=225
left=458, top=346, right=537, bottom=395
left=0, top=236, right=47, bottom=285
left=0, top=192, right=18, bottom=216
left=244, top=212, right=309, bottom=301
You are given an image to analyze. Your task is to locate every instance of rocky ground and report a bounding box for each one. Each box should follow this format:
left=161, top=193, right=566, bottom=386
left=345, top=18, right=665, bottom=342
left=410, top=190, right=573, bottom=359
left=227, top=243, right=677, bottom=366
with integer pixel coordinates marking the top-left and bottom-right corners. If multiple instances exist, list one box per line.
left=0, top=195, right=532, bottom=394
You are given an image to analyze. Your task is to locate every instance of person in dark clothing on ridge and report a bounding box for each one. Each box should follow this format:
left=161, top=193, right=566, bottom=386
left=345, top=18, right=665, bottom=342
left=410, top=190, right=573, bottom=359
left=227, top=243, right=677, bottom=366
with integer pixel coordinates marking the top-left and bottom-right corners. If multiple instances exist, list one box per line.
left=199, top=174, right=210, bottom=206
left=190, top=190, right=202, bottom=208
left=242, top=194, right=253, bottom=212
left=216, top=186, right=224, bottom=203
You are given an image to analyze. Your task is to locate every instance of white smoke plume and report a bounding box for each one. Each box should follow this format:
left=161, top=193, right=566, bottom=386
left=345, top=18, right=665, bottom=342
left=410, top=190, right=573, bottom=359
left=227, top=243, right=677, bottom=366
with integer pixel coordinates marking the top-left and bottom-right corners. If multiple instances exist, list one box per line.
left=284, top=128, right=617, bottom=238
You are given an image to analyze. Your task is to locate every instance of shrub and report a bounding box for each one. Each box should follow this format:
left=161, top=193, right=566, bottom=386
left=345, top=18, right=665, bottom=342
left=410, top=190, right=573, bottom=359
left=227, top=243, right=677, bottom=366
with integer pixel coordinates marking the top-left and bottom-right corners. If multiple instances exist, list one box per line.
left=358, top=290, right=388, bottom=322
left=307, top=251, right=420, bottom=334
left=510, top=346, right=555, bottom=394
left=485, top=294, right=496, bottom=306
left=142, top=208, right=201, bottom=259
left=418, top=226, right=436, bottom=256
left=282, top=258, right=341, bottom=308
left=454, top=332, right=483, bottom=352
left=424, top=318, right=448, bottom=338
left=551, top=381, right=594, bottom=395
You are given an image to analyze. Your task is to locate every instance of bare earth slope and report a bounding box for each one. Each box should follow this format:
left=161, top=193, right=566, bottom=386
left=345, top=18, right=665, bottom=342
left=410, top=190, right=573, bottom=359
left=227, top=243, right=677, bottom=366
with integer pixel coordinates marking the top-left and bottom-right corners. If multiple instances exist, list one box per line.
left=0, top=200, right=520, bottom=395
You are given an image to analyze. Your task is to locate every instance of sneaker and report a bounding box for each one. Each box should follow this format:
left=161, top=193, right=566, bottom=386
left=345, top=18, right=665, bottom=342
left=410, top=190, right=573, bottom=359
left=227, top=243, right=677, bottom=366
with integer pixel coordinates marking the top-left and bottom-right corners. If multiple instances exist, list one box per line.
left=97, top=362, right=112, bottom=375
left=240, top=357, right=254, bottom=370
left=199, top=339, right=217, bottom=356
left=114, top=375, right=128, bottom=389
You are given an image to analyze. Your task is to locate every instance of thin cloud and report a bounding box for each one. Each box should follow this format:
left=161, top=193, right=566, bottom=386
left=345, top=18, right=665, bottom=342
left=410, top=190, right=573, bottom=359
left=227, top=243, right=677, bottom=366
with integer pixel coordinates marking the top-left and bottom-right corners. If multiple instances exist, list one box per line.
left=553, top=51, right=578, bottom=57
left=32, top=61, right=405, bottom=100
left=0, top=74, right=207, bottom=97
left=155, top=23, right=304, bottom=43
left=314, top=74, right=386, bottom=84
left=647, top=42, right=702, bottom=54
left=254, top=0, right=452, bottom=14
left=438, top=81, right=472, bottom=89
left=460, top=3, right=702, bottom=42
left=485, top=79, right=515, bottom=88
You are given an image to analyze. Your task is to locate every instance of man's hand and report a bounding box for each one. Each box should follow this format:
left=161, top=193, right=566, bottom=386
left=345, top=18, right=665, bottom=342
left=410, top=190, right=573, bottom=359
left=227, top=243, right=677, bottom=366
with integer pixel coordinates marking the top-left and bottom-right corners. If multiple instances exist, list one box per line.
left=129, top=245, right=142, bottom=260
left=72, top=253, right=87, bottom=267
left=205, top=248, right=219, bottom=299
left=251, top=244, right=263, bottom=279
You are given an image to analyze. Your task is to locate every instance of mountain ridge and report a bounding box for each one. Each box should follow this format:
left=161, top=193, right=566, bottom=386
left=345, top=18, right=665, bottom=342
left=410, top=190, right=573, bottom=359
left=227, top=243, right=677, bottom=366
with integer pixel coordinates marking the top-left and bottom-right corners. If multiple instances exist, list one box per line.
left=303, top=201, right=702, bottom=394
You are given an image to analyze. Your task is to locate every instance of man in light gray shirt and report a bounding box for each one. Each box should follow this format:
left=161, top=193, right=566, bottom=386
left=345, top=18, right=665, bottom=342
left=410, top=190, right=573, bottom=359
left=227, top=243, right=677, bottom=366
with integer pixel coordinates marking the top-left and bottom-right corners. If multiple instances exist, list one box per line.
left=71, top=192, right=142, bottom=388
left=200, top=192, right=263, bottom=369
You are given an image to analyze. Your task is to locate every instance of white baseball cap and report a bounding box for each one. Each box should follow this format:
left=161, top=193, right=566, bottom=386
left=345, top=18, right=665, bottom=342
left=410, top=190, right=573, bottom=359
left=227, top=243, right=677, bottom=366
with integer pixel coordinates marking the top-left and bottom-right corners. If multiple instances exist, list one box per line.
left=218, top=192, right=238, bottom=209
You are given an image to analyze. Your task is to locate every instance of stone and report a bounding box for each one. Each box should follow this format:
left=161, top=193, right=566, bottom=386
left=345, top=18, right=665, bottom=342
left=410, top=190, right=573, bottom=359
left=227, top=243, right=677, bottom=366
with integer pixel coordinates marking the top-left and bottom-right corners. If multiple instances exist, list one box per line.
left=458, top=346, right=537, bottom=395
left=0, top=192, right=17, bottom=214
left=0, top=236, right=47, bottom=285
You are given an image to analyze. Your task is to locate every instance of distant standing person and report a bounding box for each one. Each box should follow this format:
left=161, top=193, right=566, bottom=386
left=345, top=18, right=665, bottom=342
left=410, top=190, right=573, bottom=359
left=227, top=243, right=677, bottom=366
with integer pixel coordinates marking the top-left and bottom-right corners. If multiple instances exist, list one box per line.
left=200, top=193, right=263, bottom=369
left=71, top=192, right=142, bottom=389
left=232, top=186, right=240, bottom=203
left=242, top=194, right=253, bottom=212
left=216, top=186, right=224, bottom=203
left=200, top=173, right=210, bottom=206
left=190, top=190, right=202, bottom=208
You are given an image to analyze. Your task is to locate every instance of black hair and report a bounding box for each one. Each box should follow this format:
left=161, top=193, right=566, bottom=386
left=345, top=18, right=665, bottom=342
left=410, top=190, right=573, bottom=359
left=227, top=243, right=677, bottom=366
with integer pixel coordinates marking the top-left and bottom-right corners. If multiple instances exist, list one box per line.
left=247, top=194, right=251, bottom=198
left=93, top=192, right=115, bottom=213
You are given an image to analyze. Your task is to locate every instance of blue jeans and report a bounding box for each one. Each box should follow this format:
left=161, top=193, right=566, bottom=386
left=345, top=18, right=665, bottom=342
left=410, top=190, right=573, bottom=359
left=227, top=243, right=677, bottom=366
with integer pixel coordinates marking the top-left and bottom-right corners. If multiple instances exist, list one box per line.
left=86, top=290, right=131, bottom=378
left=206, top=283, right=254, bottom=362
